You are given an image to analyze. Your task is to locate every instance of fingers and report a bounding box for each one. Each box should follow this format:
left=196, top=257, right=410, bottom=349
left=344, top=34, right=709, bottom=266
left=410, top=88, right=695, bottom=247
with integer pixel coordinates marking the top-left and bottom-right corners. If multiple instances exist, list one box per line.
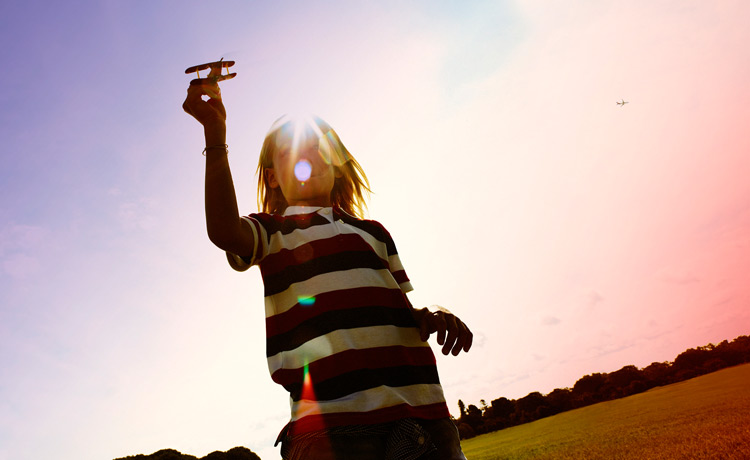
left=186, top=78, right=222, bottom=100
left=182, top=99, right=194, bottom=117
left=435, top=312, right=447, bottom=347
left=440, top=313, right=458, bottom=356
left=421, top=309, right=473, bottom=356
left=182, top=83, right=227, bottom=124
left=450, top=318, right=473, bottom=356
left=183, top=83, right=205, bottom=113
left=202, top=79, right=222, bottom=100
left=462, top=326, right=474, bottom=353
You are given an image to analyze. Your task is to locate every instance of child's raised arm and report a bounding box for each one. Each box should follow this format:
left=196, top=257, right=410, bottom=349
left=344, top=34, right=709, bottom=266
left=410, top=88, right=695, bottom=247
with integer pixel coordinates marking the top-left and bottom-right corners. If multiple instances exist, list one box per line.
left=182, top=81, right=255, bottom=258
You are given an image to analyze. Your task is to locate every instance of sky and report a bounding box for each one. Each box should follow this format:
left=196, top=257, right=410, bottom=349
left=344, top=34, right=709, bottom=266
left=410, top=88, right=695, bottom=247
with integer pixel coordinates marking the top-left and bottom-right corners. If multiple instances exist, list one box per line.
left=1, top=1, right=749, bottom=459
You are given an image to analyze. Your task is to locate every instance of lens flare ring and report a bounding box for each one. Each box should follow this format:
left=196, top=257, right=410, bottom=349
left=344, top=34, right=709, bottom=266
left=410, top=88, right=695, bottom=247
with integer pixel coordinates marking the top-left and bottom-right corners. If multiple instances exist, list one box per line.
left=294, top=159, right=312, bottom=183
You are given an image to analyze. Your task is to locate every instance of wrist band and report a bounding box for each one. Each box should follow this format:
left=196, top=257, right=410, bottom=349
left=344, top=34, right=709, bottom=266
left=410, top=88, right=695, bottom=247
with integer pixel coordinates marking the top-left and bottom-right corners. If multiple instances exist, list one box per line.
left=202, top=144, right=229, bottom=156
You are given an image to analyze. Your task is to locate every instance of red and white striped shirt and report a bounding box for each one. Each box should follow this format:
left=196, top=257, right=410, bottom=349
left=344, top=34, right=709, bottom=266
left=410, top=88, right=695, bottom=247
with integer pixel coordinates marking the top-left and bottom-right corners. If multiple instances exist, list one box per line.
left=227, top=206, right=449, bottom=434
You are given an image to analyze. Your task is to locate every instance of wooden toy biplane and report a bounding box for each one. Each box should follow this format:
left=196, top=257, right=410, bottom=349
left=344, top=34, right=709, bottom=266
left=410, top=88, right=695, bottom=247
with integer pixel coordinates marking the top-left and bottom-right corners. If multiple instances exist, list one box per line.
left=185, top=58, right=237, bottom=86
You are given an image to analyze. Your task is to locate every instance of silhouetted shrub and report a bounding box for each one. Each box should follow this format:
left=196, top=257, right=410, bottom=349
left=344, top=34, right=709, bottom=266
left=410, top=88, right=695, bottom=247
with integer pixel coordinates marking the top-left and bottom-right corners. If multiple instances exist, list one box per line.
left=625, top=380, right=647, bottom=396
left=545, top=388, right=573, bottom=415
left=227, top=447, right=261, bottom=460
left=114, top=447, right=259, bottom=460
left=457, top=422, right=476, bottom=440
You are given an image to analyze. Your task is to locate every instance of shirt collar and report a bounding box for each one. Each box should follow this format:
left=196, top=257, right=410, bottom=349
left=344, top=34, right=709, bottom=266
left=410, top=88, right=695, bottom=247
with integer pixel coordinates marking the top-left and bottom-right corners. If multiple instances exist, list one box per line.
left=283, top=206, right=331, bottom=216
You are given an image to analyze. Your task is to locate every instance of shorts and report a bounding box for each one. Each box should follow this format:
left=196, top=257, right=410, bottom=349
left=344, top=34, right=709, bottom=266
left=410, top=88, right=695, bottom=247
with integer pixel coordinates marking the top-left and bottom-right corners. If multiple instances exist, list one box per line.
left=277, top=417, right=467, bottom=460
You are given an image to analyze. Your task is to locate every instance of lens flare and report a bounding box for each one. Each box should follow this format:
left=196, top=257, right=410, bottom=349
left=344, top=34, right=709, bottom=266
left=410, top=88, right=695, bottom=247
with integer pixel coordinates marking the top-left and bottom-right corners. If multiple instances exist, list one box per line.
left=303, top=362, right=312, bottom=391
left=292, top=360, right=328, bottom=436
left=269, top=113, right=349, bottom=169
left=297, top=295, right=316, bottom=306
left=294, top=159, right=312, bottom=183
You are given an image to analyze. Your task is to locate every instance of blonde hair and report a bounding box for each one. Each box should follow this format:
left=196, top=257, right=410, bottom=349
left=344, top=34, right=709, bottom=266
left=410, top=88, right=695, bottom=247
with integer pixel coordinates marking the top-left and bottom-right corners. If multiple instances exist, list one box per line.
left=256, top=115, right=371, bottom=218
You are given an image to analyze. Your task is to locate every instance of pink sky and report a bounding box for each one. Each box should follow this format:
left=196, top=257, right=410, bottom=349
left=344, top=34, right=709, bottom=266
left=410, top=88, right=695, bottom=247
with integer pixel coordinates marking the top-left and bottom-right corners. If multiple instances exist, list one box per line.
left=1, top=2, right=749, bottom=460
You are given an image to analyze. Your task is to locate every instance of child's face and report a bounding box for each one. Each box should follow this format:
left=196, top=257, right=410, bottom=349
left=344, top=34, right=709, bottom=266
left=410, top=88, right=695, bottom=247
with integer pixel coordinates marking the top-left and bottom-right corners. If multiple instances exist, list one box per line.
left=266, top=133, right=341, bottom=208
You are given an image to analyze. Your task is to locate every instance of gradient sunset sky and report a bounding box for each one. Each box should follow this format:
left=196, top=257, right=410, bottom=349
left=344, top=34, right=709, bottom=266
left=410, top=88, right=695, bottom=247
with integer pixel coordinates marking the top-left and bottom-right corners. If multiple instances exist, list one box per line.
left=1, top=1, right=749, bottom=459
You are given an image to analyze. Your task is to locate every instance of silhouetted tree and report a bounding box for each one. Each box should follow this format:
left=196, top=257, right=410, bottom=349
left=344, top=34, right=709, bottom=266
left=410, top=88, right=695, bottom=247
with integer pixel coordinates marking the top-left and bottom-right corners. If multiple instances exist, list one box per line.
left=642, top=361, right=671, bottom=387
left=451, top=334, right=750, bottom=438
left=515, top=392, right=548, bottom=423
left=114, top=447, right=259, bottom=460
left=229, top=447, right=261, bottom=460
left=572, top=372, right=606, bottom=406
left=480, top=399, right=489, bottom=414
left=461, top=404, right=484, bottom=433
left=673, top=347, right=712, bottom=379
left=207, top=447, right=260, bottom=460
left=545, top=388, right=573, bottom=415
left=457, top=422, right=476, bottom=440
left=713, top=340, right=738, bottom=366
left=702, top=357, right=728, bottom=374
left=605, top=365, right=643, bottom=398
left=490, top=397, right=514, bottom=422
left=721, top=336, right=750, bottom=366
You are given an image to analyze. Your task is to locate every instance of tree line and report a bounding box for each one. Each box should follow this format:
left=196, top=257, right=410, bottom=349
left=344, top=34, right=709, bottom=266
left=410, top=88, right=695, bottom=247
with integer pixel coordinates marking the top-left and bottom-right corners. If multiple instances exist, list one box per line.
left=114, top=447, right=260, bottom=460
left=454, top=334, right=750, bottom=440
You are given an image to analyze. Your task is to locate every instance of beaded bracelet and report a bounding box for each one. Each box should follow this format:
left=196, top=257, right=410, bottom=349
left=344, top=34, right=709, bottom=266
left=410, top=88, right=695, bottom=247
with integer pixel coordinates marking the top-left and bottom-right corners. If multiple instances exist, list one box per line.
left=202, top=144, right=229, bottom=156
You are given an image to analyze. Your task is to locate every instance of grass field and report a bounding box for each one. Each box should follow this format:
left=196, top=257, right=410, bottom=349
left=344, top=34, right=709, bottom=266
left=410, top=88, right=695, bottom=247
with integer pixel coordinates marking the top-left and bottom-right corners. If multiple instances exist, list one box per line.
left=460, top=363, right=750, bottom=460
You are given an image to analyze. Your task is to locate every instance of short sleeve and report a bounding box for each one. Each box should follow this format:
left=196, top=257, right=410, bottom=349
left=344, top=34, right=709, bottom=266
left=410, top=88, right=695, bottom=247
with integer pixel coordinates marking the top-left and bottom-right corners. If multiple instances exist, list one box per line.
left=389, top=252, right=413, bottom=294
left=226, top=215, right=268, bottom=272
left=379, top=225, right=413, bottom=294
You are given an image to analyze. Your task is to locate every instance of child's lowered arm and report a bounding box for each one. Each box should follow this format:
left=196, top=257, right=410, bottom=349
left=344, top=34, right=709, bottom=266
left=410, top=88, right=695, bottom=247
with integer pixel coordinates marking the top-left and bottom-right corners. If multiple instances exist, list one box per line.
left=407, top=297, right=473, bottom=356
left=182, top=81, right=255, bottom=257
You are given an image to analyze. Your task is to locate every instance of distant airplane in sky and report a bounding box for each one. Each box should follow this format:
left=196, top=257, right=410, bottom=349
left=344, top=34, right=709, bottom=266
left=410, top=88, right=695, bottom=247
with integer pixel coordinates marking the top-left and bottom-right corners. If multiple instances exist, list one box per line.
left=617, top=99, right=629, bottom=106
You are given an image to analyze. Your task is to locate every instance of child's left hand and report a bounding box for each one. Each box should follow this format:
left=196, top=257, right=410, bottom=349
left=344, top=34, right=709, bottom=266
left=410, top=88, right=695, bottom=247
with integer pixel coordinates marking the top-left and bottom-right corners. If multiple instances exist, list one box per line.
left=413, top=305, right=473, bottom=356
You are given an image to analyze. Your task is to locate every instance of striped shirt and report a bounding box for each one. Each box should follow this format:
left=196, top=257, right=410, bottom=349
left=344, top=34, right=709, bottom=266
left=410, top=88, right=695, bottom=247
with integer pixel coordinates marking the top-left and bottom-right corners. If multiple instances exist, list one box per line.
left=227, top=206, right=449, bottom=435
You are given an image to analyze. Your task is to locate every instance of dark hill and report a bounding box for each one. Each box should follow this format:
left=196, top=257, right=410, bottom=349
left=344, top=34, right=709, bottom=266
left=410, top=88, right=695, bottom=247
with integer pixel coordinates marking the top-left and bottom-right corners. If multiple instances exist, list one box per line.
left=114, top=446, right=261, bottom=460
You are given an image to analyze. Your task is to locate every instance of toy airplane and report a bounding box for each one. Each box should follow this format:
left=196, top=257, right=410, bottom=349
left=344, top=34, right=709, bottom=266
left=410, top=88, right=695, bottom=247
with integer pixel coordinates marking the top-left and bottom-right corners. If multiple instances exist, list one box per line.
left=185, top=58, right=237, bottom=86
left=616, top=99, right=629, bottom=106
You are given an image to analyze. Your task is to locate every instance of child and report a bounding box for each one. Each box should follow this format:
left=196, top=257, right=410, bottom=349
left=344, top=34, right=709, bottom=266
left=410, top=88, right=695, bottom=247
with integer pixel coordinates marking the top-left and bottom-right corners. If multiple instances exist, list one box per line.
left=183, top=70, right=473, bottom=460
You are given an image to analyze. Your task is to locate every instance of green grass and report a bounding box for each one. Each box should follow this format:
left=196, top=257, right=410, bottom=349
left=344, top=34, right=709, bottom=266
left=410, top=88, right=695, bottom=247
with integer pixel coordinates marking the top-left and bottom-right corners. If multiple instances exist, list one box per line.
left=461, top=364, right=750, bottom=460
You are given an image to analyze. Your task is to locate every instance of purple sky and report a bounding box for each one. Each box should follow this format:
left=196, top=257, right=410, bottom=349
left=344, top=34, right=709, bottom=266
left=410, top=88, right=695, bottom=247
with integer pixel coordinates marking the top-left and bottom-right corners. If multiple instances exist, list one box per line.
left=2, top=2, right=749, bottom=459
